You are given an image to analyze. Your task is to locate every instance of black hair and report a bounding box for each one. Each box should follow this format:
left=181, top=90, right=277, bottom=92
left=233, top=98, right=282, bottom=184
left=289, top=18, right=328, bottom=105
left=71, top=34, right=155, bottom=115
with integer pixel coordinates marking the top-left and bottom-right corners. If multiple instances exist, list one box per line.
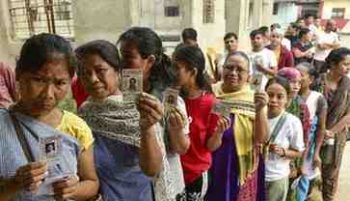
left=296, top=18, right=304, bottom=23
left=325, top=47, right=350, bottom=70
left=182, top=28, right=197, bottom=41
left=265, top=76, right=291, bottom=95
left=304, top=13, right=314, bottom=19
left=298, top=28, right=311, bottom=39
left=130, top=77, right=137, bottom=83
left=224, top=51, right=251, bottom=72
left=117, top=27, right=174, bottom=96
left=16, top=33, right=75, bottom=77
left=290, top=22, right=300, bottom=30
left=173, top=45, right=211, bottom=91
left=270, top=23, right=281, bottom=31
left=224, top=32, right=238, bottom=41
left=250, top=29, right=265, bottom=39
left=75, top=40, right=121, bottom=75
left=259, top=26, right=269, bottom=35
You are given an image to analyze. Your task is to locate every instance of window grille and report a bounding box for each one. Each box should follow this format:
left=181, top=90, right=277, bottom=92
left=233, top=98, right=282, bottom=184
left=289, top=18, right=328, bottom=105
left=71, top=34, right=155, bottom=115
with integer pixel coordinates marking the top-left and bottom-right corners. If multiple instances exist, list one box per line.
left=8, top=0, right=74, bottom=40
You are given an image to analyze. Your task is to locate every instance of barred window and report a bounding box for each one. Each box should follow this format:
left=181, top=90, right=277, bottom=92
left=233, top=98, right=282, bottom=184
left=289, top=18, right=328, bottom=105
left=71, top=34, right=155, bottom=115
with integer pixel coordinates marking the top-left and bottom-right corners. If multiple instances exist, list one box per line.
left=165, top=6, right=179, bottom=17
left=203, top=0, right=215, bottom=24
left=8, top=0, right=74, bottom=40
left=164, top=0, right=180, bottom=17
left=331, top=8, right=345, bottom=19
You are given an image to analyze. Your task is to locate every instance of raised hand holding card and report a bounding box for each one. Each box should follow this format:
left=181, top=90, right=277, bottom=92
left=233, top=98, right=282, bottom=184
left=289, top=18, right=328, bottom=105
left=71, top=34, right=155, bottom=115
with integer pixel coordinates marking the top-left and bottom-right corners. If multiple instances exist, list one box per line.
left=122, top=69, right=143, bottom=102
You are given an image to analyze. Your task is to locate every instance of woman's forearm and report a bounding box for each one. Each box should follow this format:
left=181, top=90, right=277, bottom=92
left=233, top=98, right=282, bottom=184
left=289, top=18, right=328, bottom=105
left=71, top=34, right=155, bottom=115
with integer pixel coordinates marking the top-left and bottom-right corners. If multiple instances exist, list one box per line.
left=315, top=111, right=327, bottom=156
left=72, top=180, right=99, bottom=200
left=254, top=107, right=269, bottom=145
left=284, top=149, right=302, bottom=159
left=168, top=130, right=190, bottom=155
left=72, top=146, right=99, bottom=200
left=330, top=114, right=350, bottom=134
left=139, top=126, right=162, bottom=177
left=206, top=133, right=223, bottom=151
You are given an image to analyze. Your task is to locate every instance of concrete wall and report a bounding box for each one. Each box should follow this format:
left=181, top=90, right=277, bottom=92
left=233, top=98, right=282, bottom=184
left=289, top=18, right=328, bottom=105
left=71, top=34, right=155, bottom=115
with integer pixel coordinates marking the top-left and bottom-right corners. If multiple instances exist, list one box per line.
left=322, top=0, right=350, bottom=19
left=322, top=0, right=350, bottom=33
left=225, top=0, right=273, bottom=52
left=73, top=0, right=135, bottom=46
left=0, top=0, right=137, bottom=66
left=0, top=0, right=274, bottom=64
left=154, top=0, right=182, bottom=31
left=197, top=0, right=226, bottom=52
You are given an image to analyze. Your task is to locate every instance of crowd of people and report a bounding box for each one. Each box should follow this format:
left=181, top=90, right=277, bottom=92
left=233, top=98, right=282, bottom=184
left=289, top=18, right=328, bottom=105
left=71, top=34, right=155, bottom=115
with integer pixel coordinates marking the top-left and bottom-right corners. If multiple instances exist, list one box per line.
left=0, top=14, right=350, bottom=201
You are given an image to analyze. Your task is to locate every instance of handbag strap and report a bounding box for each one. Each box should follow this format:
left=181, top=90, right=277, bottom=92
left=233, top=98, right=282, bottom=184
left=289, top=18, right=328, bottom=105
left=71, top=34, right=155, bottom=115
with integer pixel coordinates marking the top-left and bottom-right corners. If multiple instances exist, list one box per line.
left=9, top=112, right=35, bottom=162
left=268, top=112, right=288, bottom=144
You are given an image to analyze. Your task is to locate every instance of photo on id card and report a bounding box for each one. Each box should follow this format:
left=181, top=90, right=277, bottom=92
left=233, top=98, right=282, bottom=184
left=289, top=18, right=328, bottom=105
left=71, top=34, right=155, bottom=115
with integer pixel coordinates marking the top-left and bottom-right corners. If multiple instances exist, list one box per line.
left=163, top=87, right=179, bottom=115
left=39, top=136, right=61, bottom=161
left=38, top=136, right=73, bottom=195
left=121, top=69, right=143, bottom=102
left=251, top=73, right=264, bottom=92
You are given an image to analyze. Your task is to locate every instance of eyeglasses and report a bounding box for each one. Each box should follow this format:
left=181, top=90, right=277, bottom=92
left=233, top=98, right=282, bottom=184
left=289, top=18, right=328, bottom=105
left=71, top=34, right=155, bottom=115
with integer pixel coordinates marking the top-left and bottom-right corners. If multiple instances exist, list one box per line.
left=223, top=65, right=248, bottom=74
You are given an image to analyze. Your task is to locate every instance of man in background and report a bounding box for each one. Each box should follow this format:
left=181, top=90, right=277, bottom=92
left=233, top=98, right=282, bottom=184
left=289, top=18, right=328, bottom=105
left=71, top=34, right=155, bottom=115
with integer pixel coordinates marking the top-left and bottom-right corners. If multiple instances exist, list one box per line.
left=313, top=20, right=340, bottom=74
left=249, top=29, right=277, bottom=89
left=215, top=32, right=239, bottom=81
left=181, top=28, right=198, bottom=47
left=267, top=28, right=294, bottom=70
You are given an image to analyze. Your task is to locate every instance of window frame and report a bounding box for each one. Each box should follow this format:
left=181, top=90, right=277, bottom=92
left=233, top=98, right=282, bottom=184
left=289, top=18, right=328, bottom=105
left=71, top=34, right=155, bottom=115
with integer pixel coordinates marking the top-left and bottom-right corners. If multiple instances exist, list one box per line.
left=164, top=6, right=180, bottom=17
left=331, top=8, right=345, bottom=19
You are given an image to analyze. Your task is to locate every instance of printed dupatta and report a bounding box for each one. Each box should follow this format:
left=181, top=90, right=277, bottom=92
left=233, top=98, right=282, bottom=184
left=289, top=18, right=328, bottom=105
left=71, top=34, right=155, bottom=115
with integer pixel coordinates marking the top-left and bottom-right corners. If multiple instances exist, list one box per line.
left=79, top=96, right=174, bottom=201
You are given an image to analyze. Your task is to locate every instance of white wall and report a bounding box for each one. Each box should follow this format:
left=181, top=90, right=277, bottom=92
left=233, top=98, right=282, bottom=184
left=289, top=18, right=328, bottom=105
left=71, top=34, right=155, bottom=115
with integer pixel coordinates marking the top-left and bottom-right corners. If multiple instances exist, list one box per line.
left=272, top=2, right=298, bottom=29
left=154, top=0, right=182, bottom=31
left=189, top=0, right=226, bottom=52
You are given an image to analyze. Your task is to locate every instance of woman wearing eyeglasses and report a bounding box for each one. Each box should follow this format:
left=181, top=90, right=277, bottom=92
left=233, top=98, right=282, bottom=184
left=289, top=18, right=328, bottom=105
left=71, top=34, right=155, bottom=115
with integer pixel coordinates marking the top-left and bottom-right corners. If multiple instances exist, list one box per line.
left=207, top=52, right=269, bottom=201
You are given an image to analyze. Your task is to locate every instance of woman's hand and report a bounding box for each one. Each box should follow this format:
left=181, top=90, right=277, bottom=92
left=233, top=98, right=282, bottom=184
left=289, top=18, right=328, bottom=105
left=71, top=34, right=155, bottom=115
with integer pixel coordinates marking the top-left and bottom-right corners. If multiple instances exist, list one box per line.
left=254, top=91, right=268, bottom=112
left=206, top=116, right=230, bottom=151
left=15, top=162, right=48, bottom=193
left=270, top=144, right=285, bottom=157
left=313, top=154, right=322, bottom=168
left=53, top=175, right=79, bottom=199
left=137, top=93, right=164, bottom=130
left=324, top=130, right=335, bottom=140
left=213, top=117, right=230, bottom=135
left=167, top=107, right=185, bottom=132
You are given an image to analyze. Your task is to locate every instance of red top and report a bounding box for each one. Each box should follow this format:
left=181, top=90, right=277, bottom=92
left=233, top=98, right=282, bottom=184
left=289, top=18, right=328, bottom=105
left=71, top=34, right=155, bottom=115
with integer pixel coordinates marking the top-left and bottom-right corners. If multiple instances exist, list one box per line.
left=181, top=93, right=219, bottom=184
left=71, top=75, right=89, bottom=108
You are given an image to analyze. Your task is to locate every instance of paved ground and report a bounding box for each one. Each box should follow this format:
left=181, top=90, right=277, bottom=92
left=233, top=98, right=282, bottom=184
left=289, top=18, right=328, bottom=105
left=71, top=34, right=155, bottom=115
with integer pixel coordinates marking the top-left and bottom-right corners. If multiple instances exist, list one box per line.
left=337, top=34, right=350, bottom=201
